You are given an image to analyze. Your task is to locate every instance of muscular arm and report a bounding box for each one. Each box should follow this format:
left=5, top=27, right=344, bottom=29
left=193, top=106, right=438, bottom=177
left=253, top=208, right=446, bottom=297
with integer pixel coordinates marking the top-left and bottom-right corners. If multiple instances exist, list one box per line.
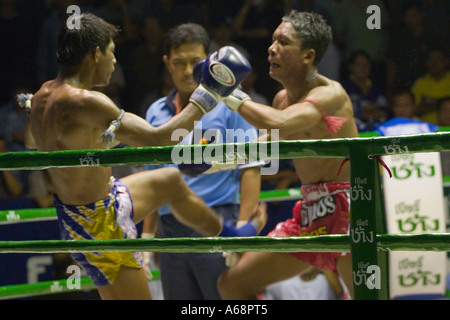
left=82, top=91, right=204, bottom=147
left=238, top=83, right=348, bottom=138
left=238, top=166, right=261, bottom=222
left=238, top=99, right=322, bottom=137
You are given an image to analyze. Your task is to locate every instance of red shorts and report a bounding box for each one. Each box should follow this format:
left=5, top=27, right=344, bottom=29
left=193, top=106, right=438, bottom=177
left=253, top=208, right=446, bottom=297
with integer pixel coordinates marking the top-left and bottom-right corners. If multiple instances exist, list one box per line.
left=268, top=182, right=350, bottom=272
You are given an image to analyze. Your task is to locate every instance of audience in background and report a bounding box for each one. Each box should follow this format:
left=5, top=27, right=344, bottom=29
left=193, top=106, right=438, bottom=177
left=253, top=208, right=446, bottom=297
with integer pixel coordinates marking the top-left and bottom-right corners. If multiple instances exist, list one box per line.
left=437, top=97, right=450, bottom=177
left=333, top=0, right=389, bottom=87
left=386, top=1, right=444, bottom=98
left=391, top=90, right=420, bottom=120
left=124, top=16, right=165, bottom=115
left=411, top=48, right=450, bottom=124
left=341, top=50, right=389, bottom=131
left=437, top=97, right=450, bottom=128
left=0, top=137, right=25, bottom=200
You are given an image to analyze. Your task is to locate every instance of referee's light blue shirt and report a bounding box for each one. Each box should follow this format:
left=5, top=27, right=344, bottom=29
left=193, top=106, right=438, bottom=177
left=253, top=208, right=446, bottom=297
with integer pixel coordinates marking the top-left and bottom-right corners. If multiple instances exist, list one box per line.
left=145, top=89, right=259, bottom=216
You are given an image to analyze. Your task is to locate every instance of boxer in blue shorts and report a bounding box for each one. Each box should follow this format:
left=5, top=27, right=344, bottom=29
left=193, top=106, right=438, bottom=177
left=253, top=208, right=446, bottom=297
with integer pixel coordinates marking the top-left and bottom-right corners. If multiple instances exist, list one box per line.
left=54, top=178, right=141, bottom=287
left=24, top=13, right=266, bottom=300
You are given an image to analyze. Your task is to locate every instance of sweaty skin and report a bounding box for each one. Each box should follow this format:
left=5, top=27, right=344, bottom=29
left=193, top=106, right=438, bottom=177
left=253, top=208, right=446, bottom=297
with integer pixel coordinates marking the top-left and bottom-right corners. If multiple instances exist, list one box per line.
left=270, top=76, right=358, bottom=184
left=239, top=34, right=358, bottom=184
left=218, top=20, right=359, bottom=300
left=27, top=40, right=204, bottom=206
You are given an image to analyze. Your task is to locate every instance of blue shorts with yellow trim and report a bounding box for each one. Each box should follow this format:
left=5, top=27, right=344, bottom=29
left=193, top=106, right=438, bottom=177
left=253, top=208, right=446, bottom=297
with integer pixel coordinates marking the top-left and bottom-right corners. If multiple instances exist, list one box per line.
left=54, top=178, right=142, bottom=287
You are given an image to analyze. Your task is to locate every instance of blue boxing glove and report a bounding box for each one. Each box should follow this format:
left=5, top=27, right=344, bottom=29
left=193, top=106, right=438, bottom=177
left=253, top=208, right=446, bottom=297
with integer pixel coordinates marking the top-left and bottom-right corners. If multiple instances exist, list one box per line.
left=178, top=162, right=212, bottom=177
left=195, top=46, right=251, bottom=97
left=189, top=46, right=251, bottom=113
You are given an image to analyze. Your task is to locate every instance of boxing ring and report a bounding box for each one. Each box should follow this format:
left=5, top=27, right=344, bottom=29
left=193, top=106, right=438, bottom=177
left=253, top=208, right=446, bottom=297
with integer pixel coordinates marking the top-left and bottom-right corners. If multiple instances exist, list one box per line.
left=0, top=132, right=449, bottom=300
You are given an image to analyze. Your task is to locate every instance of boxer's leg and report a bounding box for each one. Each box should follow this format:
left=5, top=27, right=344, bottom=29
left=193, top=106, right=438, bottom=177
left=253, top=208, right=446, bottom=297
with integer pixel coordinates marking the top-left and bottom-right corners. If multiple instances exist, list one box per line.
left=218, top=251, right=313, bottom=300
left=122, top=167, right=266, bottom=237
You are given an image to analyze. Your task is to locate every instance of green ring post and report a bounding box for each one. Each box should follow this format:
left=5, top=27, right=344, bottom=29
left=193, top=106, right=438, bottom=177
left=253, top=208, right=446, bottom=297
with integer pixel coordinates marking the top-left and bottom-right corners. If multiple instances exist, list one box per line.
left=349, top=142, right=389, bottom=299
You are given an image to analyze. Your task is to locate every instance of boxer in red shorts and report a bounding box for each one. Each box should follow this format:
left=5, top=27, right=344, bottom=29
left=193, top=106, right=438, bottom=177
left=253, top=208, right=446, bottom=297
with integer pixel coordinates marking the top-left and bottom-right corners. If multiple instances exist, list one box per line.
left=269, top=182, right=350, bottom=272
left=216, top=11, right=359, bottom=300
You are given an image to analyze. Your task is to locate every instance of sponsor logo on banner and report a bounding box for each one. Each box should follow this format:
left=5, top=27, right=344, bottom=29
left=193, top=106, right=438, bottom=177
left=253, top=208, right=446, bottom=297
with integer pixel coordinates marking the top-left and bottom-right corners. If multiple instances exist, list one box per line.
left=382, top=139, right=409, bottom=155
left=397, top=256, right=441, bottom=288
left=351, top=219, right=374, bottom=244
left=378, top=119, right=446, bottom=299
left=350, top=177, right=372, bottom=201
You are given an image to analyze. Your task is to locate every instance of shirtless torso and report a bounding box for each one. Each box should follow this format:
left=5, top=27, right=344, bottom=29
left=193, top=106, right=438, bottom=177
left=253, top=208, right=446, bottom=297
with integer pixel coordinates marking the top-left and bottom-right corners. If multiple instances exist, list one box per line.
left=28, top=75, right=203, bottom=206
left=272, top=76, right=358, bottom=184
left=217, top=13, right=359, bottom=300
left=30, top=80, right=113, bottom=205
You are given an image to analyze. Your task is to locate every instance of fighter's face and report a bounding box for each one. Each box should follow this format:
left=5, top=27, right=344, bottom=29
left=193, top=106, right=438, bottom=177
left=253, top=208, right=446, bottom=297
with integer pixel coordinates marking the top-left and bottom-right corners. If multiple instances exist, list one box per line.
left=93, top=40, right=117, bottom=87
left=268, top=22, right=303, bottom=81
left=164, top=43, right=207, bottom=95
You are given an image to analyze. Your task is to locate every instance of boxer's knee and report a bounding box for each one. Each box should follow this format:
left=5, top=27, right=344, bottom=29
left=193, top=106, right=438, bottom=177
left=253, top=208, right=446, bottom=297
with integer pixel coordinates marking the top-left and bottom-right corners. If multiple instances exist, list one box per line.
left=163, top=167, right=190, bottom=198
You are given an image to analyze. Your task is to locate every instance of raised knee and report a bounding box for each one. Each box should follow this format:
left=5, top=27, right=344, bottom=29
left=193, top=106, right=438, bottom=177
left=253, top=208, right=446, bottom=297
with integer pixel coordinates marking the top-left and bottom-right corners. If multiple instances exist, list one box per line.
left=164, top=167, right=189, bottom=196
left=164, top=167, right=184, bottom=185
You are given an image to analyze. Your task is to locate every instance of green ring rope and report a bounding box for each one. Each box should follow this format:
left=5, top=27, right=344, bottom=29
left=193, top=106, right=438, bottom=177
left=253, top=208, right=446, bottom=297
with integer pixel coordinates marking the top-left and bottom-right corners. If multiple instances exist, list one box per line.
left=1, top=234, right=449, bottom=254
left=0, top=271, right=161, bottom=300
left=0, top=132, right=449, bottom=170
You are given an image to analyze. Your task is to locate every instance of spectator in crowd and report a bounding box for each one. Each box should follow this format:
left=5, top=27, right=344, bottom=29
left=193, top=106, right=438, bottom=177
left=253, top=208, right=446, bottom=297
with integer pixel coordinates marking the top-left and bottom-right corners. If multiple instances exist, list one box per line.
left=386, top=1, right=443, bottom=97
left=421, top=0, right=450, bottom=55
left=139, top=66, right=174, bottom=118
left=208, top=15, right=250, bottom=60
left=0, top=0, right=41, bottom=105
left=124, top=16, right=165, bottom=115
left=94, top=0, right=139, bottom=60
left=437, top=97, right=450, bottom=176
left=390, top=90, right=420, bottom=120
left=288, top=0, right=340, bottom=25
left=333, top=0, right=389, bottom=86
left=27, top=170, right=54, bottom=208
left=411, top=48, right=450, bottom=124
left=0, top=80, right=34, bottom=152
left=231, top=0, right=286, bottom=101
left=0, top=137, right=24, bottom=200
left=437, top=97, right=450, bottom=128
left=341, top=50, right=389, bottom=131
left=36, top=0, right=88, bottom=83
left=149, top=0, right=206, bottom=31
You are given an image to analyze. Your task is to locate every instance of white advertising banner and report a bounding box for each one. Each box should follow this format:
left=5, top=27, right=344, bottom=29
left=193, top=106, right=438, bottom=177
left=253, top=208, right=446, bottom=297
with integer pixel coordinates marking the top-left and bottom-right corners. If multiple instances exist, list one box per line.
left=382, top=151, right=447, bottom=298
